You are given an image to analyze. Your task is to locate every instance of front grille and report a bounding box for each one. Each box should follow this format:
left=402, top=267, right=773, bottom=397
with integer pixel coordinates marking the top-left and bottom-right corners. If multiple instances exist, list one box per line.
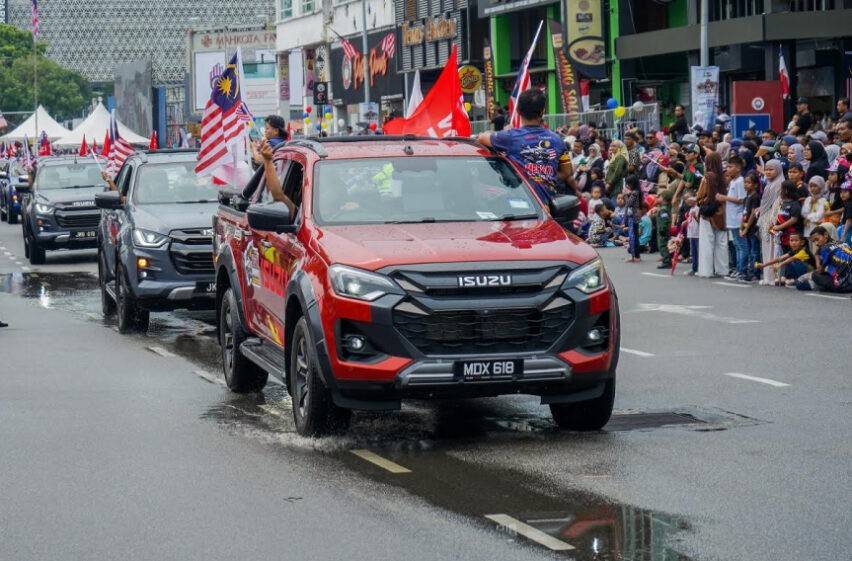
left=169, top=245, right=214, bottom=275
left=393, top=305, right=573, bottom=355
left=55, top=211, right=100, bottom=229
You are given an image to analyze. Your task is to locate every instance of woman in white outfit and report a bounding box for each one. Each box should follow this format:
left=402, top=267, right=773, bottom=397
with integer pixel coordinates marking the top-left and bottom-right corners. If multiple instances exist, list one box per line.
left=756, top=159, right=784, bottom=285
left=696, top=152, right=729, bottom=277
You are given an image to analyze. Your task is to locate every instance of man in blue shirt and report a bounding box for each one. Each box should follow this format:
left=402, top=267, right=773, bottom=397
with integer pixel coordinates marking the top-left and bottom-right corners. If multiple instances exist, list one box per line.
left=477, top=90, right=575, bottom=202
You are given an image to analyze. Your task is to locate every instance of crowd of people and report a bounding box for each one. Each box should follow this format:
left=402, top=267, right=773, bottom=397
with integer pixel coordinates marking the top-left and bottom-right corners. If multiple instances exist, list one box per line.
left=559, top=97, right=852, bottom=294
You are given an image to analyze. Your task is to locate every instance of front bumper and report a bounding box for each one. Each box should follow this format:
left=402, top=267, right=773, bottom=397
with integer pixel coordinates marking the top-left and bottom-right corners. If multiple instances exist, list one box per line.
left=126, top=243, right=215, bottom=312
left=35, top=230, right=98, bottom=249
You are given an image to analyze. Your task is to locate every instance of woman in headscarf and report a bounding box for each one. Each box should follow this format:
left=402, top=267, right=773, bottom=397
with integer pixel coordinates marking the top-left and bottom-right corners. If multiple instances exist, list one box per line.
left=586, top=142, right=604, bottom=172
left=696, top=152, right=729, bottom=277
left=787, top=143, right=806, bottom=170
left=756, top=159, right=785, bottom=285
left=739, top=147, right=756, bottom=175
left=605, top=139, right=628, bottom=198
left=715, top=141, right=732, bottom=161
left=824, top=144, right=840, bottom=167
left=804, top=141, right=829, bottom=181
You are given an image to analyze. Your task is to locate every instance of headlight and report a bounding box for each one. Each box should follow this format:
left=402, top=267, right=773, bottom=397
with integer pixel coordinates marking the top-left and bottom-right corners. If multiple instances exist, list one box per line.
left=564, top=258, right=606, bottom=294
left=328, top=264, right=402, bottom=302
left=132, top=229, right=169, bottom=248
left=35, top=203, right=53, bottom=214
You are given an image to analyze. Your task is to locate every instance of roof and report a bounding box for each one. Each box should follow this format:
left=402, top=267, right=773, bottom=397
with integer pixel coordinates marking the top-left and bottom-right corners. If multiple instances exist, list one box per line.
left=0, top=106, right=69, bottom=141
left=53, top=102, right=149, bottom=148
left=278, top=137, right=491, bottom=160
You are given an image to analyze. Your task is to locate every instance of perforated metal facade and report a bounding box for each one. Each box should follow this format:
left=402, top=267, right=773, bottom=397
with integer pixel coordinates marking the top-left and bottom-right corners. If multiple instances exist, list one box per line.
left=6, top=0, right=274, bottom=84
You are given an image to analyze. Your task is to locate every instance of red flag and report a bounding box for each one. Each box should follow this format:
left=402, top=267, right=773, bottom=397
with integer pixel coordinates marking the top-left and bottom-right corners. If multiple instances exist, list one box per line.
left=779, top=48, right=790, bottom=100
left=79, top=135, right=89, bottom=157
left=383, top=46, right=470, bottom=137
left=91, top=137, right=98, bottom=154
left=149, top=130, right=159, bottom=151
left=101, top=130, right=111, bottom=157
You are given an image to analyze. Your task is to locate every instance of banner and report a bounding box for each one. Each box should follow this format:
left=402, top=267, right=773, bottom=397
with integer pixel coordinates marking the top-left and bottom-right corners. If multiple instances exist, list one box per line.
left=548, top=20, right=581, bottom=119
left=383, top=46, right=470, bottom=137
left=483, top=39, right=496, bottom=120
left=565, top=0, right=605, bottom=79
left=690, top=66, right=720, bottom=131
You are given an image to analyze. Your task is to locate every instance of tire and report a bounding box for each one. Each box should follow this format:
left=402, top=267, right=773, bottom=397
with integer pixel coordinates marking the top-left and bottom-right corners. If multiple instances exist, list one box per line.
left=27, top=230, right=46, bottom=265
left=115, top=264, right=148, bottom=333
left=23, top=228, right=30, bottom=259
left=219, top=287, right=268, bottom=393
left=289, top=317, right=351, bottom=436
left=98, top=251, right=116, bottom=317
left=550, top=379, right=615, bottom=431
left=8, top=209, right=18, bottom=225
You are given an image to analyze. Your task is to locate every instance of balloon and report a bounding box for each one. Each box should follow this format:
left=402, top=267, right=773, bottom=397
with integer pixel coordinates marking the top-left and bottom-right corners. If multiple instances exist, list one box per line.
left=305, top=106, right=312, bottom=114
left=316, top=124, right=321, bottom=131
left=325, top=113, right=333, bottom=120
left=632, top=100, right=645, bottom=112
left=606, top=97, right=618, bottom=110
left=369, top=122, right=377, bottom=131
left=325, top=106, right=333, bottom=114
left=614, top=106, right=626, bottom=118
left=464, top=102, right=472, bottom=112
left=302, top=112, right=309, bottom=118
left=337, top=118, right=345, bottom=127
left=304, top=117, right=311, bottom=124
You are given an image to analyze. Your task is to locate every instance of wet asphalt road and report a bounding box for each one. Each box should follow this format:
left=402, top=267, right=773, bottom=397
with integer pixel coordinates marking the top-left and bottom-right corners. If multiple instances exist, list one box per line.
left=0, top=218, right=849, bottom=561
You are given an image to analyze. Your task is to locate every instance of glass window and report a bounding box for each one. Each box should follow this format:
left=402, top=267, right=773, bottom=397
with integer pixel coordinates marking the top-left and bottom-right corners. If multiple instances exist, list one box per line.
left=313, top=157, right=541, bottom=226
left=35, top=162, right=108, bottom=190
left=132, top=161, right=218, bottom=205
left=301, top=0, right=314, bottom=14
left=280, top=0, right=292, bottom=18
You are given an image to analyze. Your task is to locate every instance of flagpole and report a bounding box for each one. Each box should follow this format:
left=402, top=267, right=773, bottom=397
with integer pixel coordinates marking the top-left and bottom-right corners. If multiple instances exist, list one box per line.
left=360, top=0, right=369, bottom=105
left=509, top=20, right=544, bottom=128
left=33, top=24, right=38, bottom=157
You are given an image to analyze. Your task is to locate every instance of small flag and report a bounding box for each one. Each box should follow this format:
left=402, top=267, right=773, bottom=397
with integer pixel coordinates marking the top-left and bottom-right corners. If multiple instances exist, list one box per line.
left=380, top=32, right=396, bottom=59
left=334, top=30, right=359, bottom=61
left=107, top=110, right=134, bottom=174
left=149, top=130, right=159, bottom=151
left=779, top=47, right=790, bottom=100
left=31, top=0, right=39, bottom=37
left=79, top=136, right=89, bottom=157
left=91, top=137, right=98, bottom=154
left=509, top=20, right=544, bottom=129
left=405, top=69, right=423, bottom=118
left=100, top=130, right=110, bottom=157
left=21, top=135, right=34, bottom=170
left=38, top=131, right=52, bottom=156
left=236, top=101, right=254, bottom=124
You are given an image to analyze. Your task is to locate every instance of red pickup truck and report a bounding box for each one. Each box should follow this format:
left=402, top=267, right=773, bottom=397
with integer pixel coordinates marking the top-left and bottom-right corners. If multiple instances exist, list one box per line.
left=213, top=137, right=619, bottom=436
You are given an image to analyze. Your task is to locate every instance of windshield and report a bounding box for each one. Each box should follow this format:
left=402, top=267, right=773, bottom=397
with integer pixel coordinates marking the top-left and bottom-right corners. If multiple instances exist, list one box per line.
left=35, top=162, right=107, bottom=190
left=133, top=161, right=218, bottom=205
left=313, top=157, right=541, bottom=225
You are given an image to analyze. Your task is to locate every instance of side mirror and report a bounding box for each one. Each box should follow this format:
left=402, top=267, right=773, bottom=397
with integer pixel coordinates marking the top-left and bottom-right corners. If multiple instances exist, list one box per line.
left=95, top=191, right=123, bottom=210
left=14, top=180, right=31, bottom=193
left=247, top=202, right=296, bottom=234
left=217, top=188, right=239, bottom=205
left=0, top=172, right=8, bottom=179
left=550, top=195, right=581, bottom=222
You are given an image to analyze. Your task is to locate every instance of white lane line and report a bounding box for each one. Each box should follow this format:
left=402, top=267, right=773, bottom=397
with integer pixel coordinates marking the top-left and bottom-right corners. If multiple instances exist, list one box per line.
left=350, top=449, right=411, bottom=474
left=714, top=281, right=750, bottom=288
left=641, top=272, right=670, bottom=278
left=723, top=372, right=790, bottom=388
left=193, top=370, right=225, bottom=386
left=485, top=514, right=575, bottom=551
left=806, top=293, right=849, bottom=301
left=3, top=251, right=11, bottom=256
left=146, top=346, right=175, bottom=358
left=636, top=303, right=760, bottom=324
left=620, top=347, right=655, bottom=357
left=21, top=266, right=31, bottom=272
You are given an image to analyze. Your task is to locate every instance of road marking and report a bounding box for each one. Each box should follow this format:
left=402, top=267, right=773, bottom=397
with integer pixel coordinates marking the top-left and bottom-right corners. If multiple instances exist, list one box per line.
left=714, top=281, right=750, bottom=288
left=722, top=372, right=790, bottom=388
left=147, top=346, right=175, bottom=357
left=3, top=251, right=11, bottom=256
left=21, top=266, right=31, bottom=272
left=620, top=347, right=655, bottom=357
left=806, top=293, right=849, bottom=301
left=636, top=303, right=760, bottom=324
left=485, top=514, right=575, bottom=551
left=193, top=370, right=225, bottom=386
left=641, top=272, right=670, bottom=278
left=350, top=449, right=411, bottom=474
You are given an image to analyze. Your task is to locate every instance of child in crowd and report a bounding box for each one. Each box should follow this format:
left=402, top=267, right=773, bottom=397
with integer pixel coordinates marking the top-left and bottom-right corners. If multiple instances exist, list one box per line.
left=587, top=204, right=612, bottom=247
left=756, top=233, right=814, bottom=286
left=655, top=190, right=674, bottom=269
left=588, top=183, right=605, bottom=216
left=612, top=192, right=627, bottom=236
left=739, top=171, right=762, bottom=281
left=802, top=176, right=830, bottom=252
left=840, top=184, right=852, bottom=245
left=787, top=163, right=807, bottom=200
left=798, top=226, right=852, bottom=293
left=770, top=180, right=804, bottom=253
left=638, top=203, right=653, bottom=252
left=685, top=196, right=700, bottom=275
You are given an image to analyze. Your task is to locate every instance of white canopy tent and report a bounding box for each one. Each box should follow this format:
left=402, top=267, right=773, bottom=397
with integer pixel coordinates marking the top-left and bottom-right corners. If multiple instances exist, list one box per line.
left=54, top=102, right=149, bottom=148
left=0, top=106, right=69, bottom=141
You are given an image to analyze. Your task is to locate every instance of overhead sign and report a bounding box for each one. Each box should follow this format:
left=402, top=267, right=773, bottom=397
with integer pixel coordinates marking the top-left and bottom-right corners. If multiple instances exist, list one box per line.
left=477, top=0, right=558, bottom=18
left=331, top=30, right=403, bottom=106
left=401, top=15, right=458, bottom=47
left=193, top=30, right=277, bottom=51
left=732, top=81, right=784, bottom=133
left=690, top=66, right=719, bottom=131
left=458, top=65, right=482, bottom=94
left=483, top=40, right=496, bottom=120
left=732, top=114, right=770, bottom=138
left=313, top=82, right=329, bottom=105
left=565, top=0, right=605, bottom=79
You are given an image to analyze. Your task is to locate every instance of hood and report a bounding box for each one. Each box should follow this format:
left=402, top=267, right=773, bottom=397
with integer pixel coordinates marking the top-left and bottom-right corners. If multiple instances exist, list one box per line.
left=131, top=202, right=219, bottom=234
left=314, top=219, right=598, bottom=271
left=37, top=187, right=103, bottom=206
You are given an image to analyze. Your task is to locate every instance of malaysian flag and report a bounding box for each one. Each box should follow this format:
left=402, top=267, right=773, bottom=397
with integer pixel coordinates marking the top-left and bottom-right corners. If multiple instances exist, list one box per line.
left=31, top=0, right=39, bottom=37
left=21, top=136, right=34, bottom=171
left=196, top=52, right=245, bottom=176
left=508, top=20, right=544, bottom=129
left=380, top=32, right=396, bottom=59
left=107, top=110, right=134, bottom=175
left=236, top=101, right=253, bottom=124
left=334, top=30, right=359, bottom=61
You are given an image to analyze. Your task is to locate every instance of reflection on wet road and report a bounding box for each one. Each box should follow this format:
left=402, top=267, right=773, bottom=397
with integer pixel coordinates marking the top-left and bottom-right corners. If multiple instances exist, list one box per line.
left=2, top=271, right=709, bottom=559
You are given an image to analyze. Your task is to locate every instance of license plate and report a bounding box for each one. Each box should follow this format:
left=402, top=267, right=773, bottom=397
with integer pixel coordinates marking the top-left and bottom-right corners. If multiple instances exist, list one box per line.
left=196, top=282, right=216, bottom=293
left=455, top=359, right=523, bottom=381
left=72, top=230, right=97, bottom=239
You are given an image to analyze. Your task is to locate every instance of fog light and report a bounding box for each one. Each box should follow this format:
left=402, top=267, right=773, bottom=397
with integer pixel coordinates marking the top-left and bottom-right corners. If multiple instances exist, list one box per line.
left=345, top=335, right=367, bottom=352
left=587, top=328, right=603, bottom=343
left=139, top=271, right=148, bottom=279
left=36, top=219, right=44, bottom=226
left=137, top=257, right=150, bottom=269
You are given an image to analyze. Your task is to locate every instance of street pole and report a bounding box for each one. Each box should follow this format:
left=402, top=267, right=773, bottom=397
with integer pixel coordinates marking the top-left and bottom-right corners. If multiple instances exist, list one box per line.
left=360, top=0, right=370, bottom=105
left=33, top=29, right=38, bottom=155
left=699, top=0, right=709, bottom=67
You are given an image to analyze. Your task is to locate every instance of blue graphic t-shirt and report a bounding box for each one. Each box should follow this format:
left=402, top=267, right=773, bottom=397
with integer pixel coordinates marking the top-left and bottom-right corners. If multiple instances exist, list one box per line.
left=490, top=126, right=570, bottom=202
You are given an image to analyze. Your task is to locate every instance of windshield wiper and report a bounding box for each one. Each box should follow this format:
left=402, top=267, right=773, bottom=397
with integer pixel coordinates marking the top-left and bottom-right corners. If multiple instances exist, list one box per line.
left=61, top=185, right=97, bottom=189
left=174, top=199, right=218, bottom=204
left=383, top=217, right=442, bottom=224
left=495, top=213, right=539, bottom=221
